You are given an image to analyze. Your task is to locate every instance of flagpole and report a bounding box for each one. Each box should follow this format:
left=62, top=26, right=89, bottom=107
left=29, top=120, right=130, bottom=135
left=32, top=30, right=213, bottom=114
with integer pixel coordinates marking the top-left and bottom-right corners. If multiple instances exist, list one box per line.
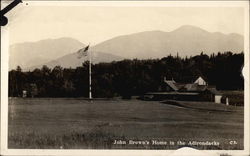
left=89, top=44, right=92, bottom=100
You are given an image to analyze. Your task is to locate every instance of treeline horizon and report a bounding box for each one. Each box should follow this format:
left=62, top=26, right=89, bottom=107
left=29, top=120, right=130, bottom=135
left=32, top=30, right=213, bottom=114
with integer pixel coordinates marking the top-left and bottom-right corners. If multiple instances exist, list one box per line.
left=9, top=51, right=244, bottom=98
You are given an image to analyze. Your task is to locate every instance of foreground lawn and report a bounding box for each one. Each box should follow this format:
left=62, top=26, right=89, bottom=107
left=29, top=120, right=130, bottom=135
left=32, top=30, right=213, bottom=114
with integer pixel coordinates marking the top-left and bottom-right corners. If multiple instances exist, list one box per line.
left=8, top=98, right=243, bottom=149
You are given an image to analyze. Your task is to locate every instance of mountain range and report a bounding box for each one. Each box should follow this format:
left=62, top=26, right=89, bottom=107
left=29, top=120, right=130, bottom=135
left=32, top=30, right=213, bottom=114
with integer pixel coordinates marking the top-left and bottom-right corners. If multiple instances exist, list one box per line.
left=9, top=25, right=244, bottom=71
left=92, top=25, right=243, bottom=59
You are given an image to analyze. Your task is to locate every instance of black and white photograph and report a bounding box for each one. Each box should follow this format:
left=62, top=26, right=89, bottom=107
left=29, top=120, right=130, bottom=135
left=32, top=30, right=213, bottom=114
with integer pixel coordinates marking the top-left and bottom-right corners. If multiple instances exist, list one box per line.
left=1, top=1, right=249, bottom=155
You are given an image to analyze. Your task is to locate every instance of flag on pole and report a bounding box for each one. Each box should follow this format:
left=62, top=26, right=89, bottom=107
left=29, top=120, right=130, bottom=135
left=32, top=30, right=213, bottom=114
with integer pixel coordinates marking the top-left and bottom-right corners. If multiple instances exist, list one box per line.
left=77, top=45, right=89, bottom=58
left=76, top=44, right=92, bottom=99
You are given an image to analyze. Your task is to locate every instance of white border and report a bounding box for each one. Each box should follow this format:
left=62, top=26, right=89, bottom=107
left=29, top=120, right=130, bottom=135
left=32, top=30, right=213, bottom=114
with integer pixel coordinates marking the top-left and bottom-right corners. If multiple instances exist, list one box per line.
left=1, top=26, right=9, bottom=155
left=1, top=1, right=249, bottom=156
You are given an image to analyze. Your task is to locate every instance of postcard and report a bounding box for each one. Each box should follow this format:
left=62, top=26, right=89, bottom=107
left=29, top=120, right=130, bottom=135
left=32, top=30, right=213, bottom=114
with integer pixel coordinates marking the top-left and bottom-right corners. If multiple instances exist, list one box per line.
left=1, top=1, right=249, bottom=156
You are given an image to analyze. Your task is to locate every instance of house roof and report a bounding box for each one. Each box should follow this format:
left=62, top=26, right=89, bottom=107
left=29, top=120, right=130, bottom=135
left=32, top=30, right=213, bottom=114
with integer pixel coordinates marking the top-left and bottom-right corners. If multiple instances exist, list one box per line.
left=206, top=88, right=222, bottom=95
left=175, top=83, right=186, bottom=89
left=162, top=76, right=219, bottom=94
left=194, top=76, right=207, bottom=82
left=164, top=80, right=179, bottom=91
left=181, top=83, right=208, bottom=92
left=194, top=76, right=205, bottom=83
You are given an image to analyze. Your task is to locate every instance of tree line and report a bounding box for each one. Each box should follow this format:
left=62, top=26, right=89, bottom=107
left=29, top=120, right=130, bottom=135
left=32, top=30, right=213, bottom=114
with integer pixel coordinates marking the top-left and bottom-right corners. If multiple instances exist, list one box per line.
left=9, top=51, right=244, bottom=98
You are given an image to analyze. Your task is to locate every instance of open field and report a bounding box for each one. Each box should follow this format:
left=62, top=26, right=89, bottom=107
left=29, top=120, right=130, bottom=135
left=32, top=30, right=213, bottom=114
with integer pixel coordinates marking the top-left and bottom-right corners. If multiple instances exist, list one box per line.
left=8, top=98, right=244, bottom=149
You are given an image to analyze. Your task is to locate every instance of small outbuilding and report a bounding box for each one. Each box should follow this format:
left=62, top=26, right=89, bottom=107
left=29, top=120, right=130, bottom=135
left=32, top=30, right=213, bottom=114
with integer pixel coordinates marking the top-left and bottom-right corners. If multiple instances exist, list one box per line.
left=22, top=90, right=27, bottom=98
left=200, top=88, right=223, bottom=103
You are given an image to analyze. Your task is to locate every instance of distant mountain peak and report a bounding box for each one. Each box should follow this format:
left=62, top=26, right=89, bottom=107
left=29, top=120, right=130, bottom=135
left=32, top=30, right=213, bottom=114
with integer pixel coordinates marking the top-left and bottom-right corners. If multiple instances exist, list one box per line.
left=173, top=25, right=209, bottom=34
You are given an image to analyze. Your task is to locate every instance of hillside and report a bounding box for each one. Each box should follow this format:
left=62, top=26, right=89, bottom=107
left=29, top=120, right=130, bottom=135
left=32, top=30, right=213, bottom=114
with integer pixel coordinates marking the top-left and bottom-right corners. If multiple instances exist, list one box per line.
left=28, top=51, right=123, bottom=70
left=9, top=37, right=85, bottom=70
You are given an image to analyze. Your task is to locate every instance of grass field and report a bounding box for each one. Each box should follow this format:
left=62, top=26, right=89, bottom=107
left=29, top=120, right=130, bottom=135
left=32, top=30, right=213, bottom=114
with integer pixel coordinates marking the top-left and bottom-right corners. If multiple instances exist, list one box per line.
left=8, top=98, right=244, bottom=149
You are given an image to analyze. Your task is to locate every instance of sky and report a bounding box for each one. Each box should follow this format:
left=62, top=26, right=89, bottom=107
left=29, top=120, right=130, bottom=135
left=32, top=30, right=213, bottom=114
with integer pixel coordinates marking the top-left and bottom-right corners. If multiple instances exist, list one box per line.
left=6, top=2, right=245, bottom=45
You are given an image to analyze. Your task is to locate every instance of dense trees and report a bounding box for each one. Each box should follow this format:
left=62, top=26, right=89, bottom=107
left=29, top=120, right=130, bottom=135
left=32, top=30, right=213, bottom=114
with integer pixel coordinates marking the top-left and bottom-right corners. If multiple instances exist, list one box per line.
left=9, top=52, right=244, bottom=98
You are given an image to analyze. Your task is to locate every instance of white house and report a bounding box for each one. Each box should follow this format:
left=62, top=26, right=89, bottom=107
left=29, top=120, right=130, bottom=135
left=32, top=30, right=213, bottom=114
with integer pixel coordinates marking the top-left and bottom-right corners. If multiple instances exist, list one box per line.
left=194, top=76, right=207, bottom=86
left=158, top=76, right=223, bottom=103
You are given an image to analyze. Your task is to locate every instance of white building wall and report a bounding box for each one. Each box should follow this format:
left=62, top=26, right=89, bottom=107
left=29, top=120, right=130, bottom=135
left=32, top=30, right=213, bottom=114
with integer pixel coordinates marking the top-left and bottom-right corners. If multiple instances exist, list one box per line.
left=215, top=95, right=222, bottom=103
